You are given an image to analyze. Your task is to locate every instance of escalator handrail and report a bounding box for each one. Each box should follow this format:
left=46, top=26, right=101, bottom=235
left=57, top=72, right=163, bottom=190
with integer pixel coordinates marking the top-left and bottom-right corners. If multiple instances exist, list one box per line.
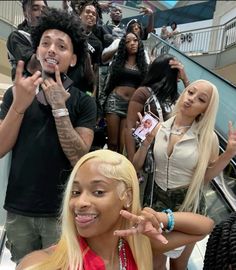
left=147, top=33, right=236, bottom=89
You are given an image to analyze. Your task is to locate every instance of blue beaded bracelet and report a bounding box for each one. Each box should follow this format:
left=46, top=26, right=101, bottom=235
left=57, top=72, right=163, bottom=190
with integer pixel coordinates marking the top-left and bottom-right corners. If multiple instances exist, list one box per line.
left=162, top=209, right=175, bottom=233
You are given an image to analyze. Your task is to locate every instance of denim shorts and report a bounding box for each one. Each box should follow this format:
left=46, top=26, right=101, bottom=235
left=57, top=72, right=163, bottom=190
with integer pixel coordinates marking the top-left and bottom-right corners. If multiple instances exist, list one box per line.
left=143, top=181, right=206, bottom=215
left=105, top=92, right=129, bottom=118
left=5, top=212, right=61, bottom=263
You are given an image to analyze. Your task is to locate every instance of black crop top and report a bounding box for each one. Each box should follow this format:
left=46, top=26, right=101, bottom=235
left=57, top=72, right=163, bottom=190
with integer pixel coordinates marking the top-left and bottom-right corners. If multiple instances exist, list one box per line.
left=113, top=67, right=142, bottom=88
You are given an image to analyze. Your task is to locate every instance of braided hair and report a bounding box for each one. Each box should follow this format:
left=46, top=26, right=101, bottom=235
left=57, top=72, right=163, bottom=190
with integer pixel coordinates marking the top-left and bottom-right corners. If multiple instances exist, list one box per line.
left=203, top=212, right=236, bottom=269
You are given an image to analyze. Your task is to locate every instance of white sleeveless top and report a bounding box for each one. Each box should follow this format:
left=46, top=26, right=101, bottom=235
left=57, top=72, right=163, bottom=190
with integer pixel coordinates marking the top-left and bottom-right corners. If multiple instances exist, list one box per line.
left=154, top=116, right=199, bottom=190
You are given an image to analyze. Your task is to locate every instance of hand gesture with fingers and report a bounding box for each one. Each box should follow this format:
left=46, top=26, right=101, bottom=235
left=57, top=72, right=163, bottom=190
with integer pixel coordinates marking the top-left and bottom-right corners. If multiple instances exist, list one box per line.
left=114, top=209, right=168, bottom=244
left=12, top=60, right=42, bottom=114
left=41, top=65, right=70, bottom=109
left=169, top=59, right=189, bottom=85
left=99, top=1, right=113, bottom=13
left=139, top=6, right=153, bottom=15
left=226, top=121, right=236, bottom=158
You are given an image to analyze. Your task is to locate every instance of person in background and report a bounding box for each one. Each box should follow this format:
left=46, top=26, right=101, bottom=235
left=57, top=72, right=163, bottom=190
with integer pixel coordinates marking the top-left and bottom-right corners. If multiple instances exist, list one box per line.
left=16, top=149, right=214, bottom=270
left=72, top=0, right=103, bottom=96
left=7, top=0, right=48, bottom=80
left=99, top=5, right=126, bottom=64
left=0, top=8, right=97, bottom=263
left=133, top=79, right=236, bottom=269
left=160, top=25, right=169, bottom=41
left=102, top=6, right=154, bottom=65
left=62, top=0, right=73, bottom=14
left=203, top=211, right=236, bottom=270
left=168, top=21, right=181, bottom=49
left=125, top=54, right=189, bottom=162
left=104, top=5, right=126, bottom=38
left=159, top=25, right=171, bottom=54
left=126, top=6, right=154, bottom=41
left=104, top=32, right=148, bottom=153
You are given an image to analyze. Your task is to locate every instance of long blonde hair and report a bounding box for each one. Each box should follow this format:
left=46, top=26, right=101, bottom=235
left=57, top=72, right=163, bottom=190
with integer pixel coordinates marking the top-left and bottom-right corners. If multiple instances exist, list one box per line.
left=26, top=150, right=153, bottom=270
left=173, top=80, right=219, bottom=213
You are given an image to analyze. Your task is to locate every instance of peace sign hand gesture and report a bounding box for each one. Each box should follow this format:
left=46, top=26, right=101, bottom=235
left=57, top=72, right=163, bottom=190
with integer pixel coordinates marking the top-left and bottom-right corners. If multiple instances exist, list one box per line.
left=12, top=60, right=42, bottom=114
left=114, top=208, right=168, bottom=244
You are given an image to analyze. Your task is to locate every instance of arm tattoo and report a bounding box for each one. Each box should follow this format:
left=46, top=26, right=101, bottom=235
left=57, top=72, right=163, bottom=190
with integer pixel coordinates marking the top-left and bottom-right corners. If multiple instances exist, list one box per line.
left=54, top=116, right=92, bottom=166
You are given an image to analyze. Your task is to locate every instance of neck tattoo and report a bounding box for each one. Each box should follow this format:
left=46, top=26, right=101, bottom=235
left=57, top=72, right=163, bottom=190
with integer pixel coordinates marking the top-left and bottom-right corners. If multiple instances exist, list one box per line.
left=170, top=125, right=191, bottom=135
left=118, top=238, right=127, bottom=270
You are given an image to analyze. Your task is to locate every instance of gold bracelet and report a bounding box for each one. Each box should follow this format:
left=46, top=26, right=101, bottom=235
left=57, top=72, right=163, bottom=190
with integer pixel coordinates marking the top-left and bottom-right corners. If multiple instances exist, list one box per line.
left=12, top=106, right=24, bottom=115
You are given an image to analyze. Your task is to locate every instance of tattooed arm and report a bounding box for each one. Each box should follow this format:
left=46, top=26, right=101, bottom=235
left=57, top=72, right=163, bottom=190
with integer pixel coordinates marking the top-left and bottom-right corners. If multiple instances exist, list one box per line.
left=41, top=66, right=96, bottom=166
left=53, top=117, right=94, bottom=166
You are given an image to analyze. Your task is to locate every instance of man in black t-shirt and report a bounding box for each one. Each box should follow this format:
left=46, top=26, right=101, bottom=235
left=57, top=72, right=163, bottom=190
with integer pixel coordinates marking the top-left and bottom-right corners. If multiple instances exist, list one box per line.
left=0, top=8, right=96, bottom=263
left=72, top=1, right=103, bottom=96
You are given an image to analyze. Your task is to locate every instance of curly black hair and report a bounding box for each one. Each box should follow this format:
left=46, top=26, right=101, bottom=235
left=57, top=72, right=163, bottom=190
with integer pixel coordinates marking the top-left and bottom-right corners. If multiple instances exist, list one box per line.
left=105, top=32, right=148, bottom=95
left=141, top=54, right=179, bottom=108
left=71, top=0, right=102, bottom=19
left=21, top=0, right=48, bottom=11
left=31, top=8, right=87, bottom=69
left=203, top=212, right=236, bottom=270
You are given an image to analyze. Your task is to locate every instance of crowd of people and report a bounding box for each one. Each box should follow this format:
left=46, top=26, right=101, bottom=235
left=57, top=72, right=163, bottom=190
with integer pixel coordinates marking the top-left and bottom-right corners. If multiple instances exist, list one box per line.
left=0, top=0, right=236, bottom=269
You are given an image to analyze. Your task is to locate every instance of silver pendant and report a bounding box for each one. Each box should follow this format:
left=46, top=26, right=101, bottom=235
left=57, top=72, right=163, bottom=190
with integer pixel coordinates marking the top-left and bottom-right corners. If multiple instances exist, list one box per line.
left=170, top=129, right=183, bottom=135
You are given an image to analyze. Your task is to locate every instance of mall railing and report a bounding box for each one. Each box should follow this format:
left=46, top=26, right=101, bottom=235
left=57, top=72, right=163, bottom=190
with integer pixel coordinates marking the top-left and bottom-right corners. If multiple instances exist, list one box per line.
left=174, top=16, right=236, bottom=55
left=0, top=1, right=23, bottom=28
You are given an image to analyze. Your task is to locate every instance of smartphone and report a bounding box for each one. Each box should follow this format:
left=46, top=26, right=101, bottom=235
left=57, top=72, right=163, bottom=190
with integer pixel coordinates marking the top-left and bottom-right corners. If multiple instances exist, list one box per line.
left=36, top=73, right=74, bottom=105
left=132, top=113, right=159, bottom=142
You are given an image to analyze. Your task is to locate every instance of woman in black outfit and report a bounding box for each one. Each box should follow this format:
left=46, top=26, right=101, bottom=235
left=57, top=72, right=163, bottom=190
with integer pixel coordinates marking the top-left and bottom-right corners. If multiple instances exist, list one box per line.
left=104, top=32, right=148, bottom=153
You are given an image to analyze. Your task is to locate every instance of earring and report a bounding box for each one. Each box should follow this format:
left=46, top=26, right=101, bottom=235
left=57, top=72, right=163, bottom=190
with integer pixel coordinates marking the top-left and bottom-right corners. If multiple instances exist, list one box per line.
left=124, top=203, right=131, bottom=209
left=70, top=63, right=75, bottom=67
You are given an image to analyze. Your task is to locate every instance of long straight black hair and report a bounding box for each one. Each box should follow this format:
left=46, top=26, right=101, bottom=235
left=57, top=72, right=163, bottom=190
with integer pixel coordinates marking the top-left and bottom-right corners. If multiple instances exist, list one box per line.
left=141, top=54, right=179, bottom=106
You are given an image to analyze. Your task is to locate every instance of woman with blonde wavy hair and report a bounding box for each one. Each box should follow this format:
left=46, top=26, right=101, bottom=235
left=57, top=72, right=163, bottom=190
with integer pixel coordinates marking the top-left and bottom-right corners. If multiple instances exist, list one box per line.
left=17, top=149, right=214, bottom=270
left=133, top=79, right=236, bottom=269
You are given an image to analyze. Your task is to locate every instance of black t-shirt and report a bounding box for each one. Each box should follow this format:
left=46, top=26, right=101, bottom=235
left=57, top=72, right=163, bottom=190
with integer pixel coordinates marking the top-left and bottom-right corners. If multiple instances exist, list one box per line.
left=87, top=32, right=102, bottom=65
left=67, top=66, right=94, bottom=93
left=0, top=86, right=97, bottom=217
left=93, top=24, right=113, bottom=49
